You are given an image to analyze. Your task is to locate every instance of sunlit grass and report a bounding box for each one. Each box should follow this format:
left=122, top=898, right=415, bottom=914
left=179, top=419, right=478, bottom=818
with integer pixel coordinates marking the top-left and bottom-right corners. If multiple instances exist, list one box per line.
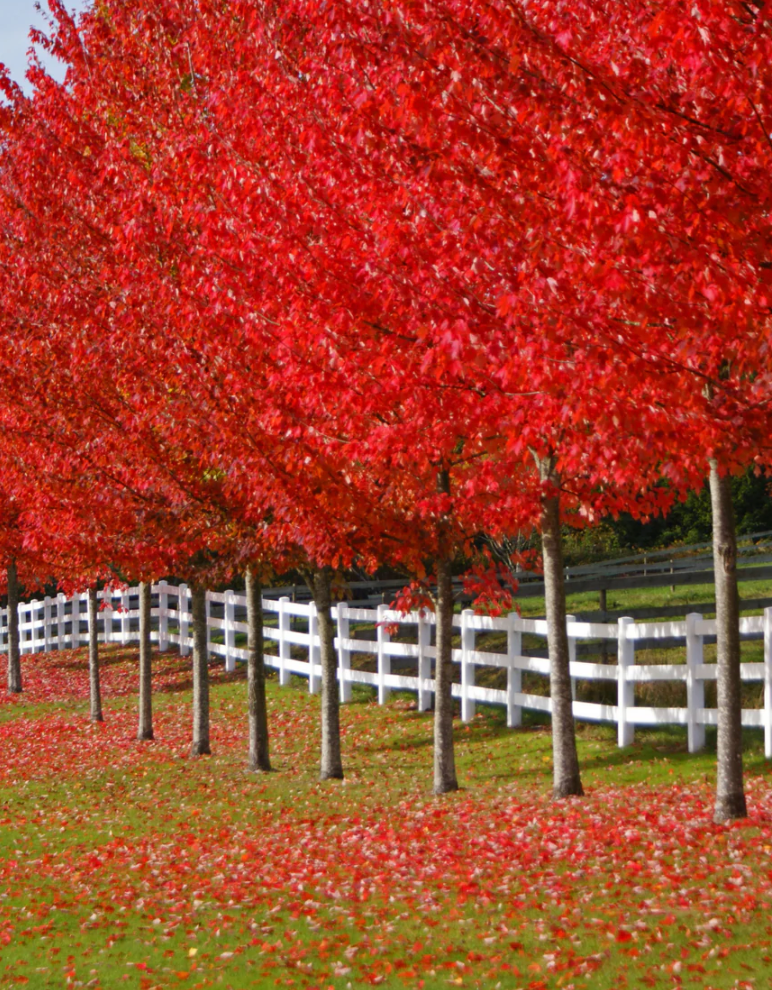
left=0, top=646, right=771, bottom=988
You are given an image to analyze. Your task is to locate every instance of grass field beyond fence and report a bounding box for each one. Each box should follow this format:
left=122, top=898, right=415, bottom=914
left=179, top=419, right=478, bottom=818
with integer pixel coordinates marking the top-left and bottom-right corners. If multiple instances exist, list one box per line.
left=1, top=645, right=772, bottom=989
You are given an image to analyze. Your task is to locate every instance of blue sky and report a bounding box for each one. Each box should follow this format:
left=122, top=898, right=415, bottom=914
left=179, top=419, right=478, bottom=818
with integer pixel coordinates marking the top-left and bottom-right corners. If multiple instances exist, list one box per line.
left=0, top=0, right=90, bottom=92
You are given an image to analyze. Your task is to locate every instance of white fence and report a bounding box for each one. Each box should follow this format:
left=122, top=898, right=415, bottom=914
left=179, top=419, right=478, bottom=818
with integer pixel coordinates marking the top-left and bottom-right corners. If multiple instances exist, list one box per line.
left=5, top=581, right=772, bottom=759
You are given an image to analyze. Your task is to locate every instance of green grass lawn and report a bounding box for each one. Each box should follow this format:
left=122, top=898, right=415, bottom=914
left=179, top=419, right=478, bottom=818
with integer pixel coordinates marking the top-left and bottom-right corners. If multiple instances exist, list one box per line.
left=0, top=646, right=771, bottom=989
left=527, top=577, right=772, bottom=619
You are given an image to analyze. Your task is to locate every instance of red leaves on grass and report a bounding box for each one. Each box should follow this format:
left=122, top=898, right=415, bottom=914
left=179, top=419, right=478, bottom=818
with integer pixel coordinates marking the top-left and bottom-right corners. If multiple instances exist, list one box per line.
left=2, top=647, right=772, bottom=987
left=0, top=648, right=195, bottom=708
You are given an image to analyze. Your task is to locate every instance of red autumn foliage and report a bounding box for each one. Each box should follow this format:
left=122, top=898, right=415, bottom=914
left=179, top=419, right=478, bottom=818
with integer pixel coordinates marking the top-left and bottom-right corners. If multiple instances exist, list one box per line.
left=0, top=0, right=771, bottom=807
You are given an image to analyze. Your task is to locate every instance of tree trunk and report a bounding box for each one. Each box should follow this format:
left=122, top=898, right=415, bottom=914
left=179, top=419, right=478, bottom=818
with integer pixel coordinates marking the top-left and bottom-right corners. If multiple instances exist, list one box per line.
left=311, top=567, right=343, bottom=780
left=433, top=553, right=459, bottom=794
left=709, top=460, right=747, bottom=822
left=88, top=586, right=103, bottom=722
left=246, top=567, right=271, bottom=772
left=6, top=561, right=21, bottom=694
left=190, top=583, right=211, bottom=756
left=137, top=581, right=153, bottom=740
left=539, top=460, right=583, bottom=798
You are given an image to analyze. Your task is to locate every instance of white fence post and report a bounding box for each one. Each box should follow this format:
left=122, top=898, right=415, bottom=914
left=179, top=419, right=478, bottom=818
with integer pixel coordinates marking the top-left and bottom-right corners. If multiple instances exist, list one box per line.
left=121, top=589, right=131, bottom=645
left=506, top=612, right=522, bottom=728
left=617, top=616, right=635, bottom=747
left=765, top=607, right=772, bottom=760
left=35, top=601, right=43, bottom=652
left=36, top=601, right=44, bottom=652
left=278, top=596, right=291, bottom=687
left=102, top=592, right=112, bottom=645
left=57, top=593, right=66, bottom=650
left=12, top=606, right=17, bottom=652
left=88, top=592, right=97, bottom=653
left=224, top=589, right=236, bottom=672
left=158, top=580, right=169, bottom=652
left=178, top=584, right=190, bottom=656
left=566, top=613, right=577, bottom=702
left=377, top=603, right=391, bottom=705
left=205, top=591, right=213, bottom=658
left=15, top=602, right=23, bottom=654
left=19, top=601, right=26, bottom=654
left=686, top=612, right=706, bottom=753
left=417, top=611, right=432, bottom=711
left=35, top=600, right=44, bottom=652
left=308, top=604, right=321, bottom=694
left=461, top=609, right=476, bottom=722
left=20, top=601, right=30, bottom=654
left=43, top=596, right=52, bottom=653
left=336, top=602, right=352, bottom=702
left=34, top=601, right=42, bottom=652
left=71, top=593, right=81, bottom=649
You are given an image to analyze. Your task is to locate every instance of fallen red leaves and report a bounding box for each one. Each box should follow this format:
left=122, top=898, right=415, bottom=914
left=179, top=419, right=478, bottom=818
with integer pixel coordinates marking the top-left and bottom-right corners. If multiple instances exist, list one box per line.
left=0, top=648, right=211, bottom=709
left=1, top=647, right=772, bottom=988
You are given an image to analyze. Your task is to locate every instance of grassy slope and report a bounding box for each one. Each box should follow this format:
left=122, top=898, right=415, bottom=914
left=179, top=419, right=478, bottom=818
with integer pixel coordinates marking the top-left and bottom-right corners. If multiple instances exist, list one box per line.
left=0, top=646, right=771, bottom=989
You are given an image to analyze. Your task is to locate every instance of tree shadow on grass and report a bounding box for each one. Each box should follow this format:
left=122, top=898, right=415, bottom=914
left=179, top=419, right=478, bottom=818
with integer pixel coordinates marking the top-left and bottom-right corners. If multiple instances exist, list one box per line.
left=465, top=716, right=770, bottom=786
left=42, top=651, right=137, bottom=673
left=148, top=661, right=246, bottom=698
left=363, top=699, right=772, bottom=786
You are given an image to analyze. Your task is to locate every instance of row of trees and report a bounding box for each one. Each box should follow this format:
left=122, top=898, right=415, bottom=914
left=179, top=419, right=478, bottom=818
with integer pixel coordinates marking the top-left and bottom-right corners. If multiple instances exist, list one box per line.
left=0, top=0, right=770, bottom=822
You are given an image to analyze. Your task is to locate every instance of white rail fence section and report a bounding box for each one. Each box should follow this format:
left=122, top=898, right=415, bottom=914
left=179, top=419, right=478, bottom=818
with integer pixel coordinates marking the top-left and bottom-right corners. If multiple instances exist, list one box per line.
left=4, top=581, right=772, bottom=759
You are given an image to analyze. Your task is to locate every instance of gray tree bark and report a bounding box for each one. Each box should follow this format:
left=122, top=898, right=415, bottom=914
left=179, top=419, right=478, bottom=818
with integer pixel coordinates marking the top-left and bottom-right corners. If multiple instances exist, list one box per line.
left=137, top=581, right=153, bottom=740
left=433, top=553, right=459, bottom=794
left=6, top=561, right=21, bottom=694
left=311, top=567, right=343, bottom=780
left=709, top=460, right=747, bottom=822
left=190, top=583, right=211, bottom=756
left=539, top=457, right=583, bottom=798
left=88, top=586, right=103, bottom=722
left=246, top=567, right=271, bottom=772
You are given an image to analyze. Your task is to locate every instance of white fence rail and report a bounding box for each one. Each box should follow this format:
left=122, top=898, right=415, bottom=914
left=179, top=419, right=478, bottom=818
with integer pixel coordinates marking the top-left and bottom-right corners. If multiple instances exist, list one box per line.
left=4, top=581, right=772, bottom=759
